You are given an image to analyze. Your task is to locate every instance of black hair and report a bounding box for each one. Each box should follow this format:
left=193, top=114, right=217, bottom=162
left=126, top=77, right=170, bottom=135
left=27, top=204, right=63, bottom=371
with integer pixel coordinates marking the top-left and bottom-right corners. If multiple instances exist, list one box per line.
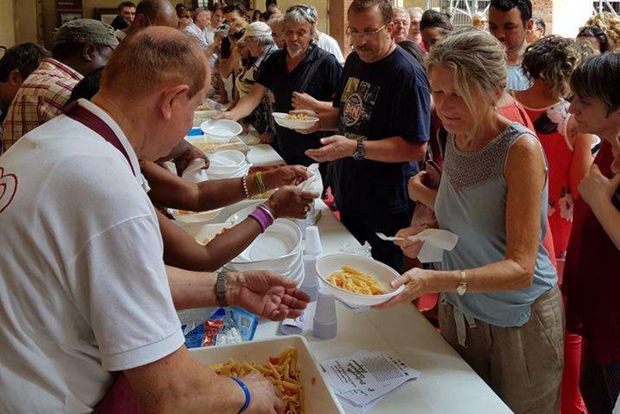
left=0, top=43, right=50, bottom=82
left=398, top=40, right=426, bottom=70
left=489, top=0, right=532, bottom=26
left=570, top=53, right=620, bottom=115
left=420, top=10, right=453, bottom=32
left=577, top=26, right=610, bottom=53
left=209, top=2, right=223, bottom=13
left=118, top=1, right=136, bottom=11
left=223, top=3, right=247, bottom=17
left=69, top=67, right=103, bottom=102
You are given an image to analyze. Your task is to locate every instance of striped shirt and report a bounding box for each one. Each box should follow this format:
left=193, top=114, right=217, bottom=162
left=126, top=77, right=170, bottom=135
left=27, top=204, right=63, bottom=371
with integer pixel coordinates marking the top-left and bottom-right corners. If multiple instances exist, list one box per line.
left=1, top=58, right=82, bottom=153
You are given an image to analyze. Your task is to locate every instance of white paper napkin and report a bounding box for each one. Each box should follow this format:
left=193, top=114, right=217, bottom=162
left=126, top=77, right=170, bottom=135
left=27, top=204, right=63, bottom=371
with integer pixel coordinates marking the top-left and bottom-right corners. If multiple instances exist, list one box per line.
left=298, top=163, right=323, bottom=195
left=279, top=311, right=312, bottom=335
left=409, top=229, right=459, bottom=263
left=181, top=159, right=209, bottom=183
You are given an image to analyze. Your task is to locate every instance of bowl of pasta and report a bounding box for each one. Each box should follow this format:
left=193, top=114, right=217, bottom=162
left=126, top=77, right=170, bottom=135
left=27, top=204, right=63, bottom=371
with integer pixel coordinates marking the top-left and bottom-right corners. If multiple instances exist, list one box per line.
left=315, top=254, right=404, bottom=306
left=190, top=335, right=345, bottom=413
left=272, top=112, right=319, bottom=130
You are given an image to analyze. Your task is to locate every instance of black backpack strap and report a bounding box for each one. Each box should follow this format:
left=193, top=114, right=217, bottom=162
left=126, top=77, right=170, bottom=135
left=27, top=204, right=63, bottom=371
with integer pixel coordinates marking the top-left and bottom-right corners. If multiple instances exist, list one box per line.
left=297, top=47, right=331, bottom=94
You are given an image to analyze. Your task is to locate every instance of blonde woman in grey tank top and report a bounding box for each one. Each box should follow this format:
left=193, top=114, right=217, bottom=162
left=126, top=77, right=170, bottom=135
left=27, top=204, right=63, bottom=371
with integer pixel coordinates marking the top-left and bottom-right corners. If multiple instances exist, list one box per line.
left=376, top=31, right=563, bottom=414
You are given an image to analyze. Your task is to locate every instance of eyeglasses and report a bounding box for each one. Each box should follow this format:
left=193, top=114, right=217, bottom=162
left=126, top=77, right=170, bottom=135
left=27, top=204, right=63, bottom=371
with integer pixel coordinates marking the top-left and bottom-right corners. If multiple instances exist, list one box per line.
left=346, top=25, right=387, bottom=40
left=392, top=19, right=409, bottom=27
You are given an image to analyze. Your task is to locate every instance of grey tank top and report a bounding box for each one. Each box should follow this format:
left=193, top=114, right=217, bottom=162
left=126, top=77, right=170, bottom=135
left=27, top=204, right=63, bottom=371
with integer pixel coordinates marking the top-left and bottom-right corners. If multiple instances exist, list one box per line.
left=435, top=122, right=557, bottom=327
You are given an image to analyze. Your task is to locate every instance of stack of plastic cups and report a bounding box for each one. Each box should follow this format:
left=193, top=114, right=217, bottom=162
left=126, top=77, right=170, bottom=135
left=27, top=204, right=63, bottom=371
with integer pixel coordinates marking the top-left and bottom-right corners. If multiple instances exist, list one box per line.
left=301, top=226, right=322, bottom=302
left=313, top=290, right=338, bottom=339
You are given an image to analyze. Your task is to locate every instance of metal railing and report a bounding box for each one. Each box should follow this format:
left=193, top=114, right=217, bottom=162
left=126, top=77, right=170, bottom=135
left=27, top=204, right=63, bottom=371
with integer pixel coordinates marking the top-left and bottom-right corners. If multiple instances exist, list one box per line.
left=424, top=0, right=490, bottom=28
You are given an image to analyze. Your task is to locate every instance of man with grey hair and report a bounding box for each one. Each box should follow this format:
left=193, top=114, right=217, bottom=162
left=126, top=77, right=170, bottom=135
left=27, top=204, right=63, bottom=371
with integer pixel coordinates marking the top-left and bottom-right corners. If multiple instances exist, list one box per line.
left=237, top=21, right=278, bottom=142
left=391, top=7, right=411, bottom=43
left=216, top=5, right=342, bottom=168
left=184, top=9, right=211, bottom=50
left=408, top=7, right=424, bottom=46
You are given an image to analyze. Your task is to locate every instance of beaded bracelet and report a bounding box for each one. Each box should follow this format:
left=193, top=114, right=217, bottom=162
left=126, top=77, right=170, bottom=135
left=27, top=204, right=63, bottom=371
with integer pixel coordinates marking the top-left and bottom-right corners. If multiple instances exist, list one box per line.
left=231, top=377, right=251, bottom=414
left=241, top=175, right=250, bottom=199
left=255, top=172, right=267, bottom=195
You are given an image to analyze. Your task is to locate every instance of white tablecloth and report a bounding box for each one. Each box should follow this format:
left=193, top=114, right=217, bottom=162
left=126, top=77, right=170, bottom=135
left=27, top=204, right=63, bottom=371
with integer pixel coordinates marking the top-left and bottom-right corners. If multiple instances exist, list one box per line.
left=181, top=144, right=513, bottom=414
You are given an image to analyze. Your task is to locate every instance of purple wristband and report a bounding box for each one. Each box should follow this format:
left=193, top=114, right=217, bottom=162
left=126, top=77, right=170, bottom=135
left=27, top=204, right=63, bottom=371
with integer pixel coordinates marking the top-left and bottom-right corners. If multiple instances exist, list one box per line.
left=248, top=206, right=274, bottom=233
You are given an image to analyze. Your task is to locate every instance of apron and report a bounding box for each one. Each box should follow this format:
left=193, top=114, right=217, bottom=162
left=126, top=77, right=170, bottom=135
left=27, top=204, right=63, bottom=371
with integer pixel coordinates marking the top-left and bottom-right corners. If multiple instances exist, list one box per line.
left=64, top=101, right=141, bottom=414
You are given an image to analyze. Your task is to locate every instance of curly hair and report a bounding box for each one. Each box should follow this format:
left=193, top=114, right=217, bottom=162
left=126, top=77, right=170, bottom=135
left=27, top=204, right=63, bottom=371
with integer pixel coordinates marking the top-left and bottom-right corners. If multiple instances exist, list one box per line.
left=585, top=12, right=620, bottom=50
left=521, top=35, right=591, bottom=98
left=577, top=25, right=609, bottom=53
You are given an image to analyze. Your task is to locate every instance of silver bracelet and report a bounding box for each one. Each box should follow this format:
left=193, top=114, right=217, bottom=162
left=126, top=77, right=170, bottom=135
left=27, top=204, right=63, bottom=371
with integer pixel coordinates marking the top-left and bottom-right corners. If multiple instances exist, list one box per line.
left=257, top=203, right=275, bottom=221
left=241, top=175, right=250, bottom=199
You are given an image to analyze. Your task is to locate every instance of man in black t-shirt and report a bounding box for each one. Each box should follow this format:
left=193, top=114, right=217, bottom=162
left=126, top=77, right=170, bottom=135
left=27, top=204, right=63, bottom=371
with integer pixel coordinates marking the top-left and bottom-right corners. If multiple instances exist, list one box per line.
left=215, top=5, right=342, bottom=166
left=304, top=0, right=430, bottom=272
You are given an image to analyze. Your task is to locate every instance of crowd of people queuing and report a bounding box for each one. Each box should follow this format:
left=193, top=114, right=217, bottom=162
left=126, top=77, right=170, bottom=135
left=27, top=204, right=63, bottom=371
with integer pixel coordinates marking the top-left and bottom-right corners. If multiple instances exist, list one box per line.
left=0, top=0, right=618, bottom=413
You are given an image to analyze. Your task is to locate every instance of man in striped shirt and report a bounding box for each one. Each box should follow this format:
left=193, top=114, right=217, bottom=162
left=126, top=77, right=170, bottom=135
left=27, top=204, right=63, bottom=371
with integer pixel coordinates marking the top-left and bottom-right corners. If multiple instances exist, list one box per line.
left=1, top=19, right=117, bottom=154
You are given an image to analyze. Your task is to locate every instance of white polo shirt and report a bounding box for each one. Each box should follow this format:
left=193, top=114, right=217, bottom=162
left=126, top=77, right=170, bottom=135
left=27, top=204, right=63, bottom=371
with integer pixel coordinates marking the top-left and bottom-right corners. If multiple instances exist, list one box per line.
left=317, top=32, right=345, bottom=65
left=0, top=99, right=184, bottom=412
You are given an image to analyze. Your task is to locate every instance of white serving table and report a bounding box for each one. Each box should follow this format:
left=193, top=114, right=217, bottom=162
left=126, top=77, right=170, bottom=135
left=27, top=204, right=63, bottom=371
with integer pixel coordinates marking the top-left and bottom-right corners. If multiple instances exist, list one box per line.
left=180, top=144, right=513, bottom=414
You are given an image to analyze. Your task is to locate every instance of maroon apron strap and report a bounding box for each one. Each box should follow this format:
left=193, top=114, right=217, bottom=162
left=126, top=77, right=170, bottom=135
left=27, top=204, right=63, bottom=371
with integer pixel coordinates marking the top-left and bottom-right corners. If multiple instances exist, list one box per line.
left=92, top=372, right=141, bottom=414
left=64, top=101, right=136, bottom=176
left=65, top=102, right=141, bottom=413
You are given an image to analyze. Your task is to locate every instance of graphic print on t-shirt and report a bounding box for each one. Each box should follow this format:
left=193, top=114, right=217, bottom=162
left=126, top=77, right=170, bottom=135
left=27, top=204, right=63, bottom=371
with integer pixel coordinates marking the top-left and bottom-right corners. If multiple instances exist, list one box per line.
left=340, top=77, right=380, bottom=140
left=0, top=167, right=18, bottom=214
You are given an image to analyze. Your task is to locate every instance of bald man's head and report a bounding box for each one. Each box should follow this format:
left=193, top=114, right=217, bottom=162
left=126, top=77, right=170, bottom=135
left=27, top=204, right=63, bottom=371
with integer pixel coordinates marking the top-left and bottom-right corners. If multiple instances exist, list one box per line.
left=134, top=0, right=178, bottom=28
left=98, top=26, right=209, bottom=160
left=101, top=26, right=208, bottom=99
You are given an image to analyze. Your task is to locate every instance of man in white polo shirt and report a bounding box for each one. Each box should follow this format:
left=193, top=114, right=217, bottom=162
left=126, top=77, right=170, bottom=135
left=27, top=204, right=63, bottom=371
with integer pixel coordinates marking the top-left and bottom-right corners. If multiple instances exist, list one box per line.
left=0, top=27, right=307, bottom=413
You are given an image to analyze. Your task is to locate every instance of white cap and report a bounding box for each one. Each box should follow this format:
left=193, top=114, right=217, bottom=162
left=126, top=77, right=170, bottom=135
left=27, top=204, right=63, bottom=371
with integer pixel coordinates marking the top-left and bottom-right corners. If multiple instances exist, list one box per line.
left=239, top=21, right=272, bottom=42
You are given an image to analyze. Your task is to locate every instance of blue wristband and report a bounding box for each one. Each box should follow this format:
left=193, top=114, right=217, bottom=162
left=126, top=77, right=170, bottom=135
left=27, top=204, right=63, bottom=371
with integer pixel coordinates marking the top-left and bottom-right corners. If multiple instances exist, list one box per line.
left=231, top=377, right=251, bottom=413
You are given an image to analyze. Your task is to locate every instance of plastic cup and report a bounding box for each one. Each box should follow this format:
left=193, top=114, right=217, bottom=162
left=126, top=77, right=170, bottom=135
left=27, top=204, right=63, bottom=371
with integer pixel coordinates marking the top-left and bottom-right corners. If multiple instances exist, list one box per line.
left=301, top=255, right=319, bottom=302
left=305, top=225, right=323, bottom=256
left=313, top=290, right=337, bottom=339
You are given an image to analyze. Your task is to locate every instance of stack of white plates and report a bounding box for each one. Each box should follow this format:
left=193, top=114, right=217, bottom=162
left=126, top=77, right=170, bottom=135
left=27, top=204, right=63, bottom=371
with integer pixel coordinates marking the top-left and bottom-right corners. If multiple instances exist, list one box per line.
left=208, top=150, right=251, bottom=179
left=224, top=219, right=304, bottom=287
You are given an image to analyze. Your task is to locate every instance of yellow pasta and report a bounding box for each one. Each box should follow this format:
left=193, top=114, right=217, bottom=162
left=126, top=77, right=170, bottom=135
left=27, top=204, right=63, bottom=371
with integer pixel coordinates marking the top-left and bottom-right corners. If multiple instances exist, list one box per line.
left=211, top=347, right=304, bottom=414
left=327, top=266, right=387, bottom=296
left=286, top=113, right=310, bottom=121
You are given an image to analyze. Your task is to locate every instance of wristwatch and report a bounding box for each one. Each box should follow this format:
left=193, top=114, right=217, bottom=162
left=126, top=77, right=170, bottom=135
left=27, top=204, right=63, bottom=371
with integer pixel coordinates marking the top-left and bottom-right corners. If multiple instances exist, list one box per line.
left=352, top=137, right=365, bottom=161
left=216, top=270, right=229, bottom=307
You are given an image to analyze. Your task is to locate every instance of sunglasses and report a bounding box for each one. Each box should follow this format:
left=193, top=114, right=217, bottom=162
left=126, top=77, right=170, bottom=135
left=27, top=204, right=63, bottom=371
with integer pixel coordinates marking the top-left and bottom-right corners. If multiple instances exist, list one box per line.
left=231, top=29, right=246, bottom=40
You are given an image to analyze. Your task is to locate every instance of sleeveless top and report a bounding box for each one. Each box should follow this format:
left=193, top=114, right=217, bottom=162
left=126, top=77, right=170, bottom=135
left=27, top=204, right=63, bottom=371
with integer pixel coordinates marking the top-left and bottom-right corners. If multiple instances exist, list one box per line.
left=435, top=122, right=558, bottom=327
left=522, top=100, right=574, bottom=258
